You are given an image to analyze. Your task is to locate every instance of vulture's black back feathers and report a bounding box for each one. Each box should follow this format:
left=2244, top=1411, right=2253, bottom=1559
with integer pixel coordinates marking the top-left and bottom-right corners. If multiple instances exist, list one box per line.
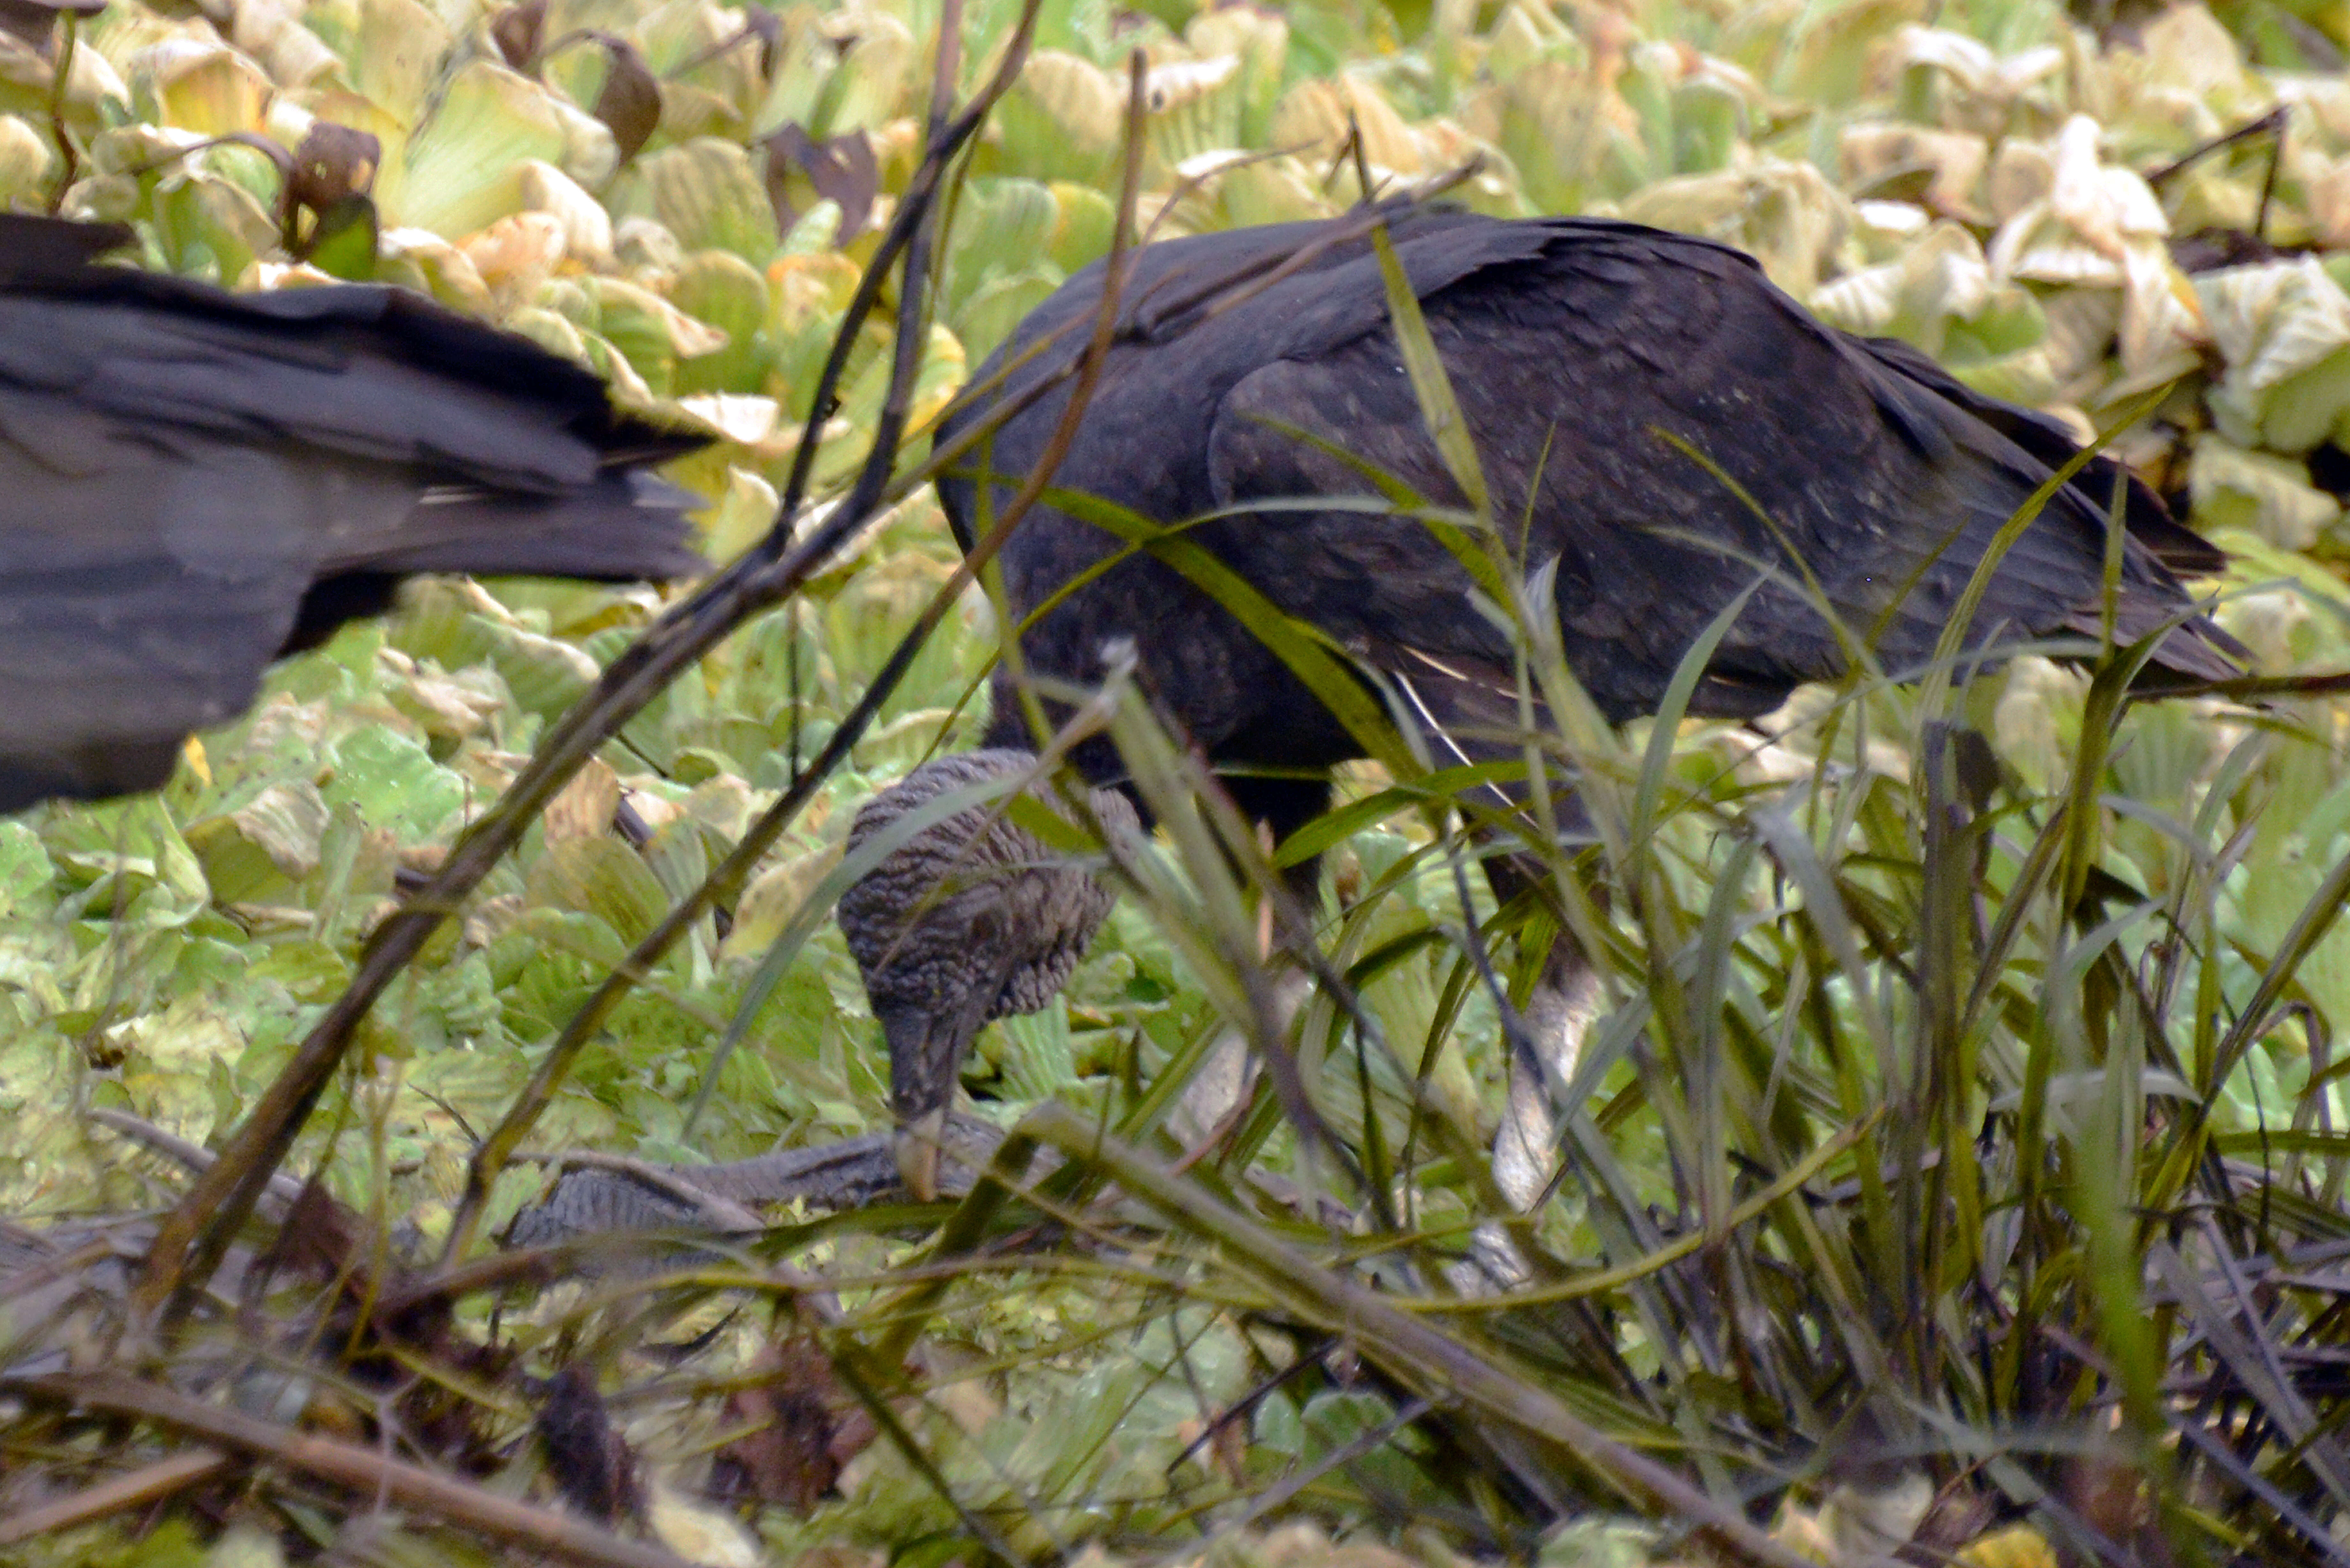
left=0, top=215, right=709, bottom=811
left=938, top=209, right=2238, bottom=813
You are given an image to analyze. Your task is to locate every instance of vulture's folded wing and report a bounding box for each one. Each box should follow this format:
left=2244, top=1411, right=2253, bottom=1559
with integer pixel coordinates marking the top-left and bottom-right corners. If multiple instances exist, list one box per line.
left=1196, top=217, right=2238, bottom=721
left=0, top=216, right=712, bottom=809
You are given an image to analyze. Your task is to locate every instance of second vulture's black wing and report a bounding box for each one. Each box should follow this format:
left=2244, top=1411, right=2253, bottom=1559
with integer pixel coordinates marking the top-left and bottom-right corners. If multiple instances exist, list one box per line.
left=1194, top=217, right=2237, bottom=729
left=1851, top=332, right=2225, bottom=578
left=936, top=209, right=2237, bottom=786
left=934, top=200, right=1501, bottom=553
left=0, top=216, right=710, bottom=811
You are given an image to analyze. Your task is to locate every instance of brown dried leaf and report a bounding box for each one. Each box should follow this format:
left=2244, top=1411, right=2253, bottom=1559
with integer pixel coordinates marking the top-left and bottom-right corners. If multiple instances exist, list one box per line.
left=0, top=0, right=105, bottom=53
left=592, top=34, right=663, bottom=166
left=490, top=0, right=546, bottom=71
left=250, top=1179, right=364, bottom=1289
left=709, top=1337, right=873, bottom=1514
left=762, top=123, right=877, bottom=241
left=543, top=757, right=621, bottom=845
left=739, top=4, right=781, bottom=77
left=287, top=121, right=381, bottom=216
left=284, top=121, right=383, bottom=265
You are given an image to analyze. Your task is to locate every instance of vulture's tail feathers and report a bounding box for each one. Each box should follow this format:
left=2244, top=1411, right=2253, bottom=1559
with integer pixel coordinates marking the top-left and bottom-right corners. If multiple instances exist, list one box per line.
left=323, top=471, right=706, bottom=582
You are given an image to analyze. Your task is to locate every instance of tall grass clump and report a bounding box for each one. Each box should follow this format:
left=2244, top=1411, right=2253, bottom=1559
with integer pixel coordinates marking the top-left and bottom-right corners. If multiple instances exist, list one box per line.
left=9, top=3, right=2350, bottom=1566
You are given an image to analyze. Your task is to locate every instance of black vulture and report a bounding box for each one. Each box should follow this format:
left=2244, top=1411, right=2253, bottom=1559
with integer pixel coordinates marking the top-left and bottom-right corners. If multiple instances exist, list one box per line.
left=838, top=207, right=2240, bottom=1198
left=0, top=215, right=708, bottom=812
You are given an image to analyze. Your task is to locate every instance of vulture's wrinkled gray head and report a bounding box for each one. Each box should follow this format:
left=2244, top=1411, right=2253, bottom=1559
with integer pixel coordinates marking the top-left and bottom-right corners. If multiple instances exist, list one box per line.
left=836, top=749, right=1137, bottom=1195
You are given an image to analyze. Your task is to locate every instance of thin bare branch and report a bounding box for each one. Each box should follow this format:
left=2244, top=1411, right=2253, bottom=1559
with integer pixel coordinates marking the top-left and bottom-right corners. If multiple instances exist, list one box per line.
left=7, top=1372, right=699, bottom=1568
left=131, top=0, right=1048, bottom=1325
left=0, top=1448, right=231, bottom=1546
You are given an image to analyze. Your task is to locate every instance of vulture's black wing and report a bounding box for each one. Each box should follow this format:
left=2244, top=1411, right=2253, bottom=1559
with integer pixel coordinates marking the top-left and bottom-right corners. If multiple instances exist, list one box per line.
left=938, top=209, right=2236, bottom=790
left=1195, top=217, right=2237, bottom=726
left=0, top=216, right=709, bottom=810
left=934, top=201, right=1500, bottom=552
left=1851, top=332, right=2225, bottom=577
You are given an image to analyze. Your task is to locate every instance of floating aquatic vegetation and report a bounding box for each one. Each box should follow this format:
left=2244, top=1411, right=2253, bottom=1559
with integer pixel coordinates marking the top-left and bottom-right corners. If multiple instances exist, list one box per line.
left=14, top=1, right=2350, bottom=1564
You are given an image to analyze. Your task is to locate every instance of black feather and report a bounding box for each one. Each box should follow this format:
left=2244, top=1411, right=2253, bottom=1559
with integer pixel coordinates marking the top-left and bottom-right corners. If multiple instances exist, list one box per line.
left=938, top=210, right=2239, bottom=807
left=0, top=216, right=712, bottom=811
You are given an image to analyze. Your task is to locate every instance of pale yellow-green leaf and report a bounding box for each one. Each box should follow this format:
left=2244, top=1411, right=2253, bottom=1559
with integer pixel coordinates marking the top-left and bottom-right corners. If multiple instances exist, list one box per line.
left=1536, top=1516, right=1667, bottom=1568
left=823, top=12, right=912, bottom=135
left=387, top=657, right=510, bottom=744
left=577, top=326, right=658, bottom=403
left=943, top=176, right=1058, bottom=315
left=123, top=998, right=246, bottom=1080
left=1986, top=133, right=2055, bottom=223
left=492, top=626, right=603, bottom=720
left=1816, top=1472, right=1934, bottom=1560
left=201, top=1522, right=286, bottom=1568
left=1174, top=151, right=1333, bottom=232
left=227, top=0, right=338, bottom=91
left=1778, top=0, right=1922, bottom=103
left=504, top=304, right=595, bottom=366
left=721, top=841, right=836, bottom=961
left=519, top=158, right=615, bottom=268
left=624, top=135, right=778, bottom=262
left=951, top=266, right=1058, bottom=366
left=582, top=273, right=728, bottom=392
left=1812, top=219, right=1995, bottom=351
left=185, top=781, right=330, bottom=904
left=345, top=0, right=451, bottom=124
left=86, top=119, right=196, bottom=175
left=153, top=172, right=281, bottom=287
left=0, top=823, right=54, bottom=922
left=992, top=49, right=1122, bottom=185
left=130, top=38, right=274, bottom=138
left=1957, top=1525, right=2058, bottom=1568
left=747, top=2, right=836, bottom=136
left=613, top=212, right=685, bottom=273
left=2190, top=434, right=2344, bottom=549
left=1481, top=0, right=1579, bottom=84
left=637, top=0, right=761, bottom=115
left=0, top=113, right=50, bottom=203
left=1146, top=55, right=1247, bottom=176
left=527, top=835, right=672, bottom=946
left=645, top=1483, right=762, bottom=1567
left=1270, top=72, right=1420, bottom=177
left=691, top=462, right=780, bottom=565
left=1046, top=179, right=1116, bottom=273
left=1621, top=158, right=1850, bottom=297
left=821, top=322, right=965, bottom=483
left=0, top=27, right=128, bottom=131
left=1466, top=60, right=1598, bottom=211
left=463, top=209, right=569, bottom=312
left=1187, top=4, right=1287, bottom=143
left=377, top=61, right=572, bottom=239
left=1839, top=120, right=1989, bottom=214
left=668, top=247, right=772, bottom=394
left=390, top=578, right=512, bottom=669
left=2134, top=2, right=2265, bottom=117
left=663, top=76, right=744, bottom=142
left=377, top=225, right=496, bottom=313
left=2197, top=257, right=2350, bottom=453
left=1946, top=344, right=2059, bottom=405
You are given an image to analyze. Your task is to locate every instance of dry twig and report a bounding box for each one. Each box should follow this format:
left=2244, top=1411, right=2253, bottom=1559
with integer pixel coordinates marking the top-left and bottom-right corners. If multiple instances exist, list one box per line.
left=6, top=1371, right=701, bottom=1568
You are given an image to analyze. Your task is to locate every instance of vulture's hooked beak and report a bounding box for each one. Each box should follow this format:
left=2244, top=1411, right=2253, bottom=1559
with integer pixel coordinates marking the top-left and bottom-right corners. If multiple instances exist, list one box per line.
left=881, top=999, right=987, bottom=1202
left=896, top=1109, right=949, bottom=1203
